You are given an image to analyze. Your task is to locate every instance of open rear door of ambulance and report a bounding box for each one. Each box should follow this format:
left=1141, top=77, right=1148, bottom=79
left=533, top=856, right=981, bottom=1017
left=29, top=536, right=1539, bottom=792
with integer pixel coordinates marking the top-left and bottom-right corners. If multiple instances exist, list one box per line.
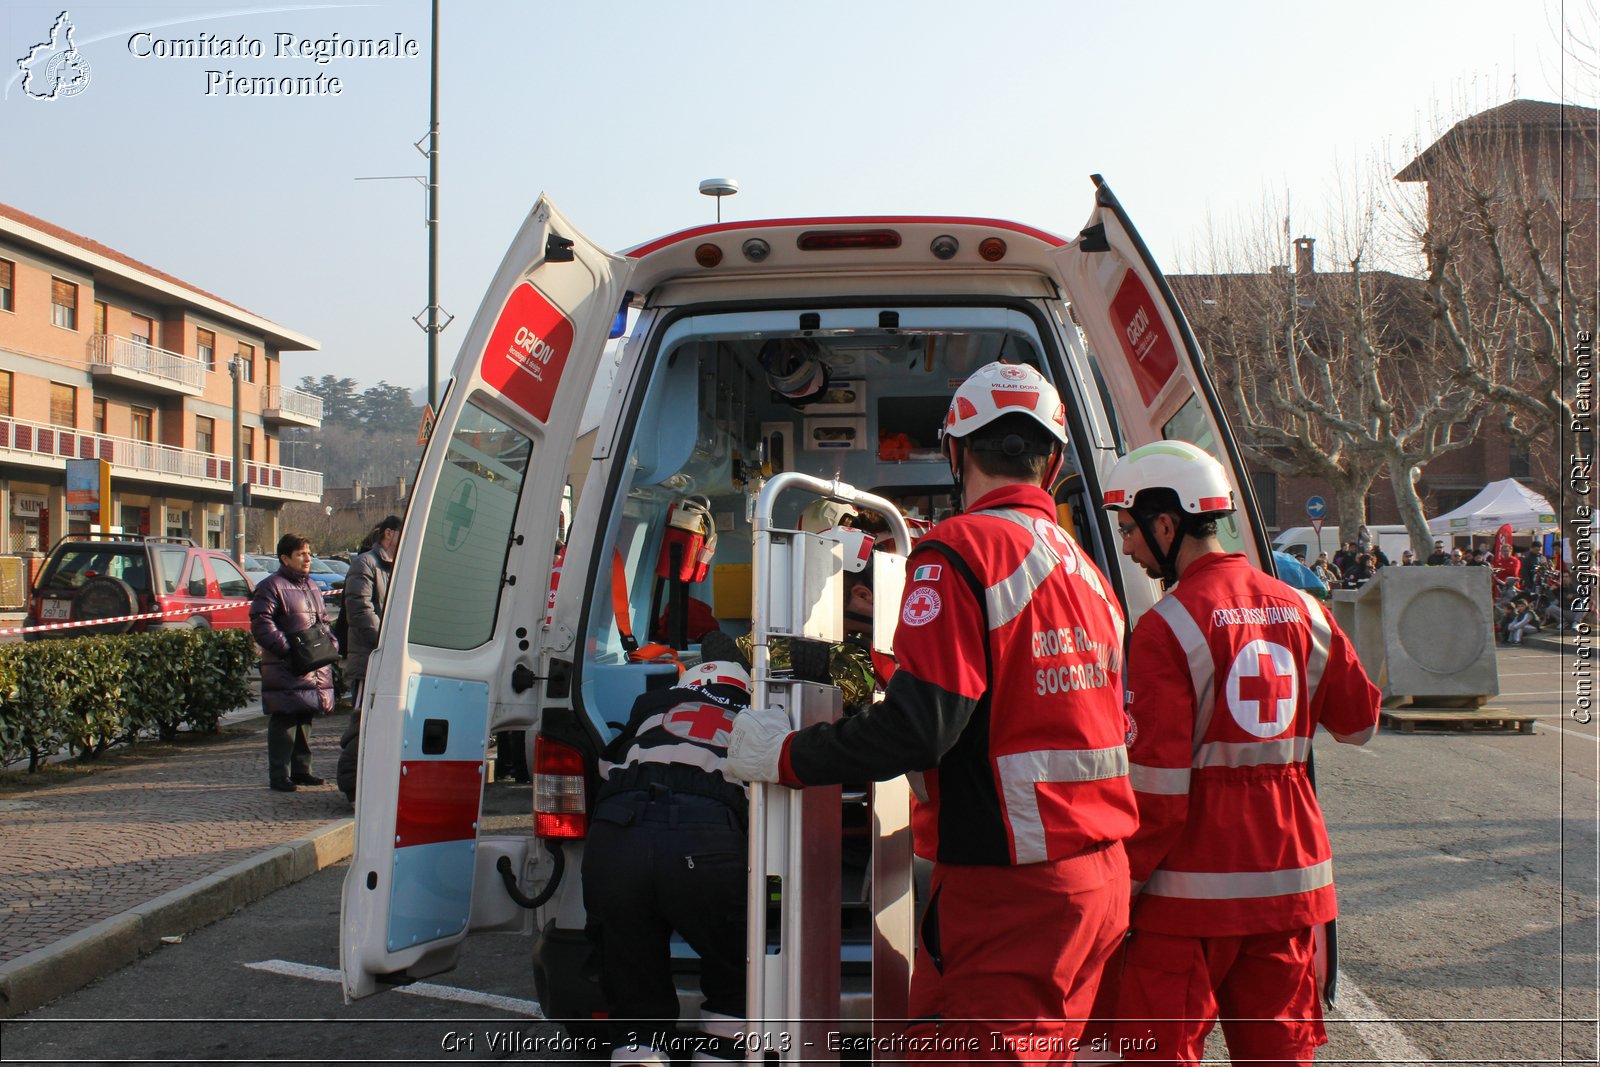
left=1051, top=174, right=1271, bottom=565
left=341, top=197, right=631, bottom=1001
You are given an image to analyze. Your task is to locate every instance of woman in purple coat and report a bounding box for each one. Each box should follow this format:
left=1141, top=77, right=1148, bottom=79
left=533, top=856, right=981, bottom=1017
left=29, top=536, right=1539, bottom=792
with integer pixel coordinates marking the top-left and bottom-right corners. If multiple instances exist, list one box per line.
left=250, top=533, right=337, bottom=792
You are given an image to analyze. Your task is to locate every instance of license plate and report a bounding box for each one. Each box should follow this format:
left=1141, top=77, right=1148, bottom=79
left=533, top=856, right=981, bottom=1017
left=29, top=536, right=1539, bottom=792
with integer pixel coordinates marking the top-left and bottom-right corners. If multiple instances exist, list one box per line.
left=41, top=599, right=70, bottom=620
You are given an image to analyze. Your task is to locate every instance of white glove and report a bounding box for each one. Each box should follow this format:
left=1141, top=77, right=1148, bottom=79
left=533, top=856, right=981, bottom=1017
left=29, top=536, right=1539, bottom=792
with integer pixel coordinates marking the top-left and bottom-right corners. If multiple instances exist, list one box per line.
left=726, top=706, right=794, bottom=783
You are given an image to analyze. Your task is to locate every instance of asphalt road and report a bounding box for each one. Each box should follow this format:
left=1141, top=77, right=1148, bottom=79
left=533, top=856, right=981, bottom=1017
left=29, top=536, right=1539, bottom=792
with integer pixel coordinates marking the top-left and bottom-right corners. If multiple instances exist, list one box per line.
left=1, top=645, right=1595, bottom=1065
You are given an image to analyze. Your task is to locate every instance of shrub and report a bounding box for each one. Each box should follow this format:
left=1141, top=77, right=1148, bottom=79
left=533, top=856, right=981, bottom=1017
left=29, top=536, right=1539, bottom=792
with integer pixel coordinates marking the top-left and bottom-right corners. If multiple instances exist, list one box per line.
left=0, top=629, right=257, bottom=770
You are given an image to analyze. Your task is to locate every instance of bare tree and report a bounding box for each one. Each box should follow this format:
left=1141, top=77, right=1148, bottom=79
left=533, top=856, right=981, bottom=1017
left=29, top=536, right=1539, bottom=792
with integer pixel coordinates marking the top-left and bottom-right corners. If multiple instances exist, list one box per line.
left=1395, top=98, right=1599, bottom=490
left=1179, top=184, right=1487, bottom=556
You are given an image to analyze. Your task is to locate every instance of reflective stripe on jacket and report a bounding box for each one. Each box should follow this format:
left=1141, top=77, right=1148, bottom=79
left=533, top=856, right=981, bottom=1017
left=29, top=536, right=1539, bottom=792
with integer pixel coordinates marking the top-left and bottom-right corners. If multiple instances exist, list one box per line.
left=1124, top=552, right=1379, bottom=936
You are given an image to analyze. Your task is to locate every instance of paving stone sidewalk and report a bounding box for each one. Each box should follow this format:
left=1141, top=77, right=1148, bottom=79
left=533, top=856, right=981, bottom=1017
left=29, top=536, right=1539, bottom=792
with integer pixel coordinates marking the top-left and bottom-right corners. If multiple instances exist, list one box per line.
left=0, top=711, right=353, bottom=965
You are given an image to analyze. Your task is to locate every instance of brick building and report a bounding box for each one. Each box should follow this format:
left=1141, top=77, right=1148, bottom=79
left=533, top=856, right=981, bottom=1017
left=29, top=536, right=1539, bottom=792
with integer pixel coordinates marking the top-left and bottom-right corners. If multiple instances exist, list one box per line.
left=0, top=202, right=325, bottom=555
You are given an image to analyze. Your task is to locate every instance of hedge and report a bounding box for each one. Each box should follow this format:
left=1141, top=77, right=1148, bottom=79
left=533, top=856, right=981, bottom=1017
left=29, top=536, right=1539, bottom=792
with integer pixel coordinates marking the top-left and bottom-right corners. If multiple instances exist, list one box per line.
left=0, top=628, right=257, bottom=771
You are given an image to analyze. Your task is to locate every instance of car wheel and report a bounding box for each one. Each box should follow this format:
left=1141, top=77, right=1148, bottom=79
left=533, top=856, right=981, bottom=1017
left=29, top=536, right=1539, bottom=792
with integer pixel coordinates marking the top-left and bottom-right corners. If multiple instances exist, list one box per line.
left=73, top=576, right=139, bottom=635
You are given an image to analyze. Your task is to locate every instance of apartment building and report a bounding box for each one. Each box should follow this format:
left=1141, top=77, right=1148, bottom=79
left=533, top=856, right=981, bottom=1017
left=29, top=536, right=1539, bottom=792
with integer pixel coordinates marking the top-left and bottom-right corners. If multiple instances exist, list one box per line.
left=0, top=201, right=325, bottom=553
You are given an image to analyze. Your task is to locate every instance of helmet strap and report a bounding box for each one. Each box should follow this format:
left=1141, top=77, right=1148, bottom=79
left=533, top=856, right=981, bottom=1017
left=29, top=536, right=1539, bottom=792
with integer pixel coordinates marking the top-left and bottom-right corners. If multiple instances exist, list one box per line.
left=1136, top=510, right=1194, bottom=588
left=948, top=441, right=967, bottom=514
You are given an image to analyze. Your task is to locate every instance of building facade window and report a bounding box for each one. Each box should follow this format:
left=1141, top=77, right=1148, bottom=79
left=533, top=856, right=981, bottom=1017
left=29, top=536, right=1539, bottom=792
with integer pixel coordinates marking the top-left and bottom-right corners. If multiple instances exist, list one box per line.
left=93, top=301, right=107, bottom=336
left=50, top=383, right=76, bottom=427
left=93, top=398, right=106, bottom=433
left=1, top=259, right=15, bottom=312
left=237, top=342, right=256, bottom=383
left=196, top=415, right=215, bottom=454
left=51, top=278, right=78, bottom=330
left=131, top=405, right=153, bottom=442
left=130, top=315, right=153, bottom=346
left=242, top=426, right=254, bottom=462
left=197, top=328, right=216, bottom=370
left=0, top=371, right=12, bottom=416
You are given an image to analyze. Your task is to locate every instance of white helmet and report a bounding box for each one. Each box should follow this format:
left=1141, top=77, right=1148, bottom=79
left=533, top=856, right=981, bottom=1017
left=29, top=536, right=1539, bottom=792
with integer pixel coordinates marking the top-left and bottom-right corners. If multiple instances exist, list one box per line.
left=759, top=338, right=831, bottom=404
left=939, top=361, right=1068, bottom=458
left=680, top=659, right=751, bottom=695
left=800, top=498, right=858, bottom=531
left=1101, top=441, right=1235, bottom=516
left=821, top=526, right=875, bottom=573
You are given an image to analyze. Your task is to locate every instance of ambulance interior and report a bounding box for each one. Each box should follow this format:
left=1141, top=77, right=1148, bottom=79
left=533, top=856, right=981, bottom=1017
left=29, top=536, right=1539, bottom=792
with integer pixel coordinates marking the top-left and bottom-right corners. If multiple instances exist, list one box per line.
left=578, top=306, right=1113, bottom=738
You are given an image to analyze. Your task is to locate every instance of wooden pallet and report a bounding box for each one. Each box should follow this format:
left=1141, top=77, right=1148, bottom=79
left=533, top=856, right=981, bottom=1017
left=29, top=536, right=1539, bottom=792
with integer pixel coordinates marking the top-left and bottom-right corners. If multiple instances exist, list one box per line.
left=1380, top=707, right=1536, bottom=734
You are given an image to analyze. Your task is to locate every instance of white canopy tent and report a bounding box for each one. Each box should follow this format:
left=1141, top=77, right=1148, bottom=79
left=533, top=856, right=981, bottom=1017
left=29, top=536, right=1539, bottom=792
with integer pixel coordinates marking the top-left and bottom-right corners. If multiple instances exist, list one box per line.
left=1427, top=478, right=1560, bottom=535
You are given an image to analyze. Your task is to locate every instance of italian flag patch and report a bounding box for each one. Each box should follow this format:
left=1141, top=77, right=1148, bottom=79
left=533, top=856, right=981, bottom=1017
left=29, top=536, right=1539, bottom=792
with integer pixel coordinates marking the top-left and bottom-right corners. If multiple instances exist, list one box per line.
left=912, top=564, right=942, bottom=582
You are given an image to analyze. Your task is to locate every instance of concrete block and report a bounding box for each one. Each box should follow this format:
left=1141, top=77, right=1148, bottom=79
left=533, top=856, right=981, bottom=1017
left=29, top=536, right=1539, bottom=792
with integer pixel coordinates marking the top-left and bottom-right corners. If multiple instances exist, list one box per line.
left=1339, top=567, right=1499, bottom=706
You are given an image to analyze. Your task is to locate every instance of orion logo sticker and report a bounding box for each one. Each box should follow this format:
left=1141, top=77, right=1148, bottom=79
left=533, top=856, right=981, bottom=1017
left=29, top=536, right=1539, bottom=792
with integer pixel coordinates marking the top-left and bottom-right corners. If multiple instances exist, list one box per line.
left=901, top=586, right=942, bottom=626
left=1225, top=639, right=1298, bottom=738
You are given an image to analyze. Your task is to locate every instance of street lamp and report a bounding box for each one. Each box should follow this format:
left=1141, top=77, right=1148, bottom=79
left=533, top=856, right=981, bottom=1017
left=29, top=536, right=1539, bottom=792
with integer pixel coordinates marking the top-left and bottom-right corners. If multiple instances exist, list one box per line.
left=698, top=177, right=739, bottom=222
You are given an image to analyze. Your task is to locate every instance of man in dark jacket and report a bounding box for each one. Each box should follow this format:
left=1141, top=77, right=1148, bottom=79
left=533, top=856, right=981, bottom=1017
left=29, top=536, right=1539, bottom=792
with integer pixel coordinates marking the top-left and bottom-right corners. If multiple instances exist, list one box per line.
left=336, top=515, right=401, bottom=801
left=250, top=533, right=337, bottom=792
left=584, top=659, right=753, bottom=1066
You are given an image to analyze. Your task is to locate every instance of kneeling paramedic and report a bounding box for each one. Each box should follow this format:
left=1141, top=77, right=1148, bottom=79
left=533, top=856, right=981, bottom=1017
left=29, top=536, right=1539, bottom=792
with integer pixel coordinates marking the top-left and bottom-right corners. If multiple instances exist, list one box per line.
left=583, top=659, right=754, bottom=1066
left=729, top=362, right=1137, bottom=1061
left=1094, top=442, right=1381, bottom=1066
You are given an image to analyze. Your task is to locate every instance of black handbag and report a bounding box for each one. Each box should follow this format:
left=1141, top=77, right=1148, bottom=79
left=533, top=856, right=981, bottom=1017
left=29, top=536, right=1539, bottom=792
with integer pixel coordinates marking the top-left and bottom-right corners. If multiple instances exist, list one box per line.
left=286, top=584, right=340, bottom=674
left=287, top=620, right=340, bottom=674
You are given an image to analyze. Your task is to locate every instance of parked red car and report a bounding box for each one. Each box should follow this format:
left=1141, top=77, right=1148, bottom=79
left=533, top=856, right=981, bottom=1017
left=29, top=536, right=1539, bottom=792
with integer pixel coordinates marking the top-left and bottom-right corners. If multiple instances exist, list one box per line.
left=25, top=534, right=253, bottom=640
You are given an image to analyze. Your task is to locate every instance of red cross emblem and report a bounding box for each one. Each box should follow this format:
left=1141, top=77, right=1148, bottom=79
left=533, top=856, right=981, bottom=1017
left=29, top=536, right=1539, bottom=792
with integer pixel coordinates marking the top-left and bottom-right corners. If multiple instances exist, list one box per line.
left=902, top=586, right=942, bottom=627
left=665, top=702, right=737, bottom=743
left=1225, top=639, right=1298, bottom=738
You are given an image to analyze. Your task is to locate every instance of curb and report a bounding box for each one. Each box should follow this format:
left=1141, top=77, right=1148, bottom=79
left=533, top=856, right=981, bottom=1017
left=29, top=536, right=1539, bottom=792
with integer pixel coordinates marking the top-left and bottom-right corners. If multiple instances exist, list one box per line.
left=0, top=817, right=354, bottom=1018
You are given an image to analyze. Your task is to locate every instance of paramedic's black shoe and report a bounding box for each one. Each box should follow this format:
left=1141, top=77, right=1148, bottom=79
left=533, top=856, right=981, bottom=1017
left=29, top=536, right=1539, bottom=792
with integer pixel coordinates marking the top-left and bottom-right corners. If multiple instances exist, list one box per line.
left=291, top=773, right=325, bottom=786
left=699, top=629, right=750, bottom=670
left=270, top=779, right=297, bottom=793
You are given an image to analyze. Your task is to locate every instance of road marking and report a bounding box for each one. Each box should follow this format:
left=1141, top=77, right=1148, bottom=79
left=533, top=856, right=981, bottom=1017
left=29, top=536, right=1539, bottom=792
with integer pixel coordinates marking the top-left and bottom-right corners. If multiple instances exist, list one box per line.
left=1536, top=722, right=1600, bottom=743
left=246, top=959, right=547, bottom=1017
left=1333, top=975, right=1432, bottom=1063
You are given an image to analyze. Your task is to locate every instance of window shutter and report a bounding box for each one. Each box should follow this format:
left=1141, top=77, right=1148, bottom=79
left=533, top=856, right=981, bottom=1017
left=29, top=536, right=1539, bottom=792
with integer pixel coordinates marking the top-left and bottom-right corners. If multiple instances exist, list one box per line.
left=50, top=383, right=76, bottom=427
left=52, top=278, right=76, bottom=307
left=0, top=260, right=12, bottom=289
left=0, top=372, right=12, bottom=416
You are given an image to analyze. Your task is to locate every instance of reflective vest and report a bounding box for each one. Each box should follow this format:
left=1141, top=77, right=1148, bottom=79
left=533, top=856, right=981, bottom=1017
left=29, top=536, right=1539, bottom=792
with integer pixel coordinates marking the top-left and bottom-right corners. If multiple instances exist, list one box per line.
left=1124, top=552, right=1380, bottom=936
left=906, top=486, right=1138, bottom=866
left=598, top=681, right=751, bottom=815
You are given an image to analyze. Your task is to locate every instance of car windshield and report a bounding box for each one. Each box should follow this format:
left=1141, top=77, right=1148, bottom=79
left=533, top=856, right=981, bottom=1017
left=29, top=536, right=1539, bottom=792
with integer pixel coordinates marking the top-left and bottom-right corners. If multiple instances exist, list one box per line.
left=309, top=558, right=335, bottom=574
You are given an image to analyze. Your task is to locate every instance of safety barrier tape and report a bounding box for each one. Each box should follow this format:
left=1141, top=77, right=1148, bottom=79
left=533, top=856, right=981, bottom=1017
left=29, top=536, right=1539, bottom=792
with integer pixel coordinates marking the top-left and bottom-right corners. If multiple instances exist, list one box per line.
left=0, top=601, right=246, bottom=637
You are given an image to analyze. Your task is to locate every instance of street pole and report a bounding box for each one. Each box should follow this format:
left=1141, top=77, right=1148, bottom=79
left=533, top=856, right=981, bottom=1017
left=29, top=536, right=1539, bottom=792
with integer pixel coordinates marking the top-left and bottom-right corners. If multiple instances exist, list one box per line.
left=426, top=0, right=440, bottom=412
left=229, top=358, right=245, bottom=564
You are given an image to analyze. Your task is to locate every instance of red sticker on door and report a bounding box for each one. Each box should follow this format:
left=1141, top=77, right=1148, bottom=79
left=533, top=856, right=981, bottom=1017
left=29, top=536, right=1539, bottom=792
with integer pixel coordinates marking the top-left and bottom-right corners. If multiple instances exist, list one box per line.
left=478, top=282, right=575, bottom=424
left=1109, top=270, right=1179, bottom=406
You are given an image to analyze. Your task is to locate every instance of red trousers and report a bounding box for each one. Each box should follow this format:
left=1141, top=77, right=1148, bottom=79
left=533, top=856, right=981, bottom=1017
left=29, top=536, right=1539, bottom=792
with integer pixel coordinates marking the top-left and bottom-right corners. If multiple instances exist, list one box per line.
left=903, top=842, right=1127, bottom=1063
left=1092, top=926, right=1327, bottom=1067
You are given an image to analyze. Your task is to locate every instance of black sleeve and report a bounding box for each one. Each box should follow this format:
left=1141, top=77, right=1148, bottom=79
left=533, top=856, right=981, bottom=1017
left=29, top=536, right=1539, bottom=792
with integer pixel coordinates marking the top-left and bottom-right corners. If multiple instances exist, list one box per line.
left=785, top=667, right=979, bottom=786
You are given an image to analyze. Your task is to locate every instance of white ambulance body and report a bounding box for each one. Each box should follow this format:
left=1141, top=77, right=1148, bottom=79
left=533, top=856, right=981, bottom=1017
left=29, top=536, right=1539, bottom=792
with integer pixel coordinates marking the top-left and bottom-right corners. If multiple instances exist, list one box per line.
left=339, top=178, right=1274, bottom=1032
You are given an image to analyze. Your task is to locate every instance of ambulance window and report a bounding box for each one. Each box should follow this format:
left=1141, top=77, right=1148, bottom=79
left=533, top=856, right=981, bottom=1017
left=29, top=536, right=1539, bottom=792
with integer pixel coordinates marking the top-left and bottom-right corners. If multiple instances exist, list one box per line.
left=1162, top=396, right=1245, bottom=552
left=408, top=401, right=534, bottom=650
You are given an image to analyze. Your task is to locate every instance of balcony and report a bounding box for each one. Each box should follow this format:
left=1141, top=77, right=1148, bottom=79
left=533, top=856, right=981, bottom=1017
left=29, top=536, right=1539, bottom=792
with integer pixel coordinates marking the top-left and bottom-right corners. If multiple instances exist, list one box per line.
left=87, top=334, right=207, bottom=397
left=261, top=384, right=324, bottom=428
left=0, top=414, right=322, bottom=503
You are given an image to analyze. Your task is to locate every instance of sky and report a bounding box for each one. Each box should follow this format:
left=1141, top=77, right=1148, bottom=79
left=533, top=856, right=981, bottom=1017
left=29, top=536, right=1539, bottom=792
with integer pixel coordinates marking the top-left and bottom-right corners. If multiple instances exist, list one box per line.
left=2, top=1, right=1593, bottom=399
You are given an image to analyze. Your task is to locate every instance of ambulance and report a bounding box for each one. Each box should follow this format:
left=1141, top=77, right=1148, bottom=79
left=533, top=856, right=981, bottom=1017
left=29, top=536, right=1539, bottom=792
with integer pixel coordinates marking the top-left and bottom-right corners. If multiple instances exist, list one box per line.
left=338, top=177, right=1274, bottom=1048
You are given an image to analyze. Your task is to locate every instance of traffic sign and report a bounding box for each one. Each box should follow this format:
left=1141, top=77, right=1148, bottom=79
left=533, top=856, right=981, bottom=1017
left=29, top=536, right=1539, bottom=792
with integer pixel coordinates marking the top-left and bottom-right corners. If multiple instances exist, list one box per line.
left=1311, top=518, right=1324, bottom=534
left=1306, top=496, right=1327, bottom=520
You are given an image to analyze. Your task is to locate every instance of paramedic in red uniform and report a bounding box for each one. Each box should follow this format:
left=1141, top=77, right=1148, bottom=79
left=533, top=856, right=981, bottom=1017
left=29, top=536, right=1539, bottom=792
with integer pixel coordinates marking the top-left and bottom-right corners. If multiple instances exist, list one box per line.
left=730, top=361, right=1137, bottom=1062
left=1097, top=441, right=1380, bottom=1066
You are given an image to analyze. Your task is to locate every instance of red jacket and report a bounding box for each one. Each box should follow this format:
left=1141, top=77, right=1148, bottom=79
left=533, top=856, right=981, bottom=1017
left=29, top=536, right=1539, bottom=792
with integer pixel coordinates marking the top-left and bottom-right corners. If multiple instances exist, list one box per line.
left=1123, top=552, right=1380, bottom=935
left=781, top=484, right=1137, bottom=867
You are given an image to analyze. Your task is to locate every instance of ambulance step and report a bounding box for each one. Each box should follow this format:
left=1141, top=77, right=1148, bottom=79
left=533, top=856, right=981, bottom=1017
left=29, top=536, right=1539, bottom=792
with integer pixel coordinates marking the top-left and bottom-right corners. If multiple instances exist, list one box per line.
left=1380, top=707, right=1537, bottom=735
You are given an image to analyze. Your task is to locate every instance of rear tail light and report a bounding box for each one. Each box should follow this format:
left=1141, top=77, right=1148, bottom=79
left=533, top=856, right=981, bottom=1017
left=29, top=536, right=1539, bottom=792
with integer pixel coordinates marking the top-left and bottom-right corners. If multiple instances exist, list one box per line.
left=978, top=237, right=1008, bottom=262
left=796, top=229, right=902, bottom=251
left=694, top=243, right=724, bottom=268
left=534, top=734, right=588, bottom=839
